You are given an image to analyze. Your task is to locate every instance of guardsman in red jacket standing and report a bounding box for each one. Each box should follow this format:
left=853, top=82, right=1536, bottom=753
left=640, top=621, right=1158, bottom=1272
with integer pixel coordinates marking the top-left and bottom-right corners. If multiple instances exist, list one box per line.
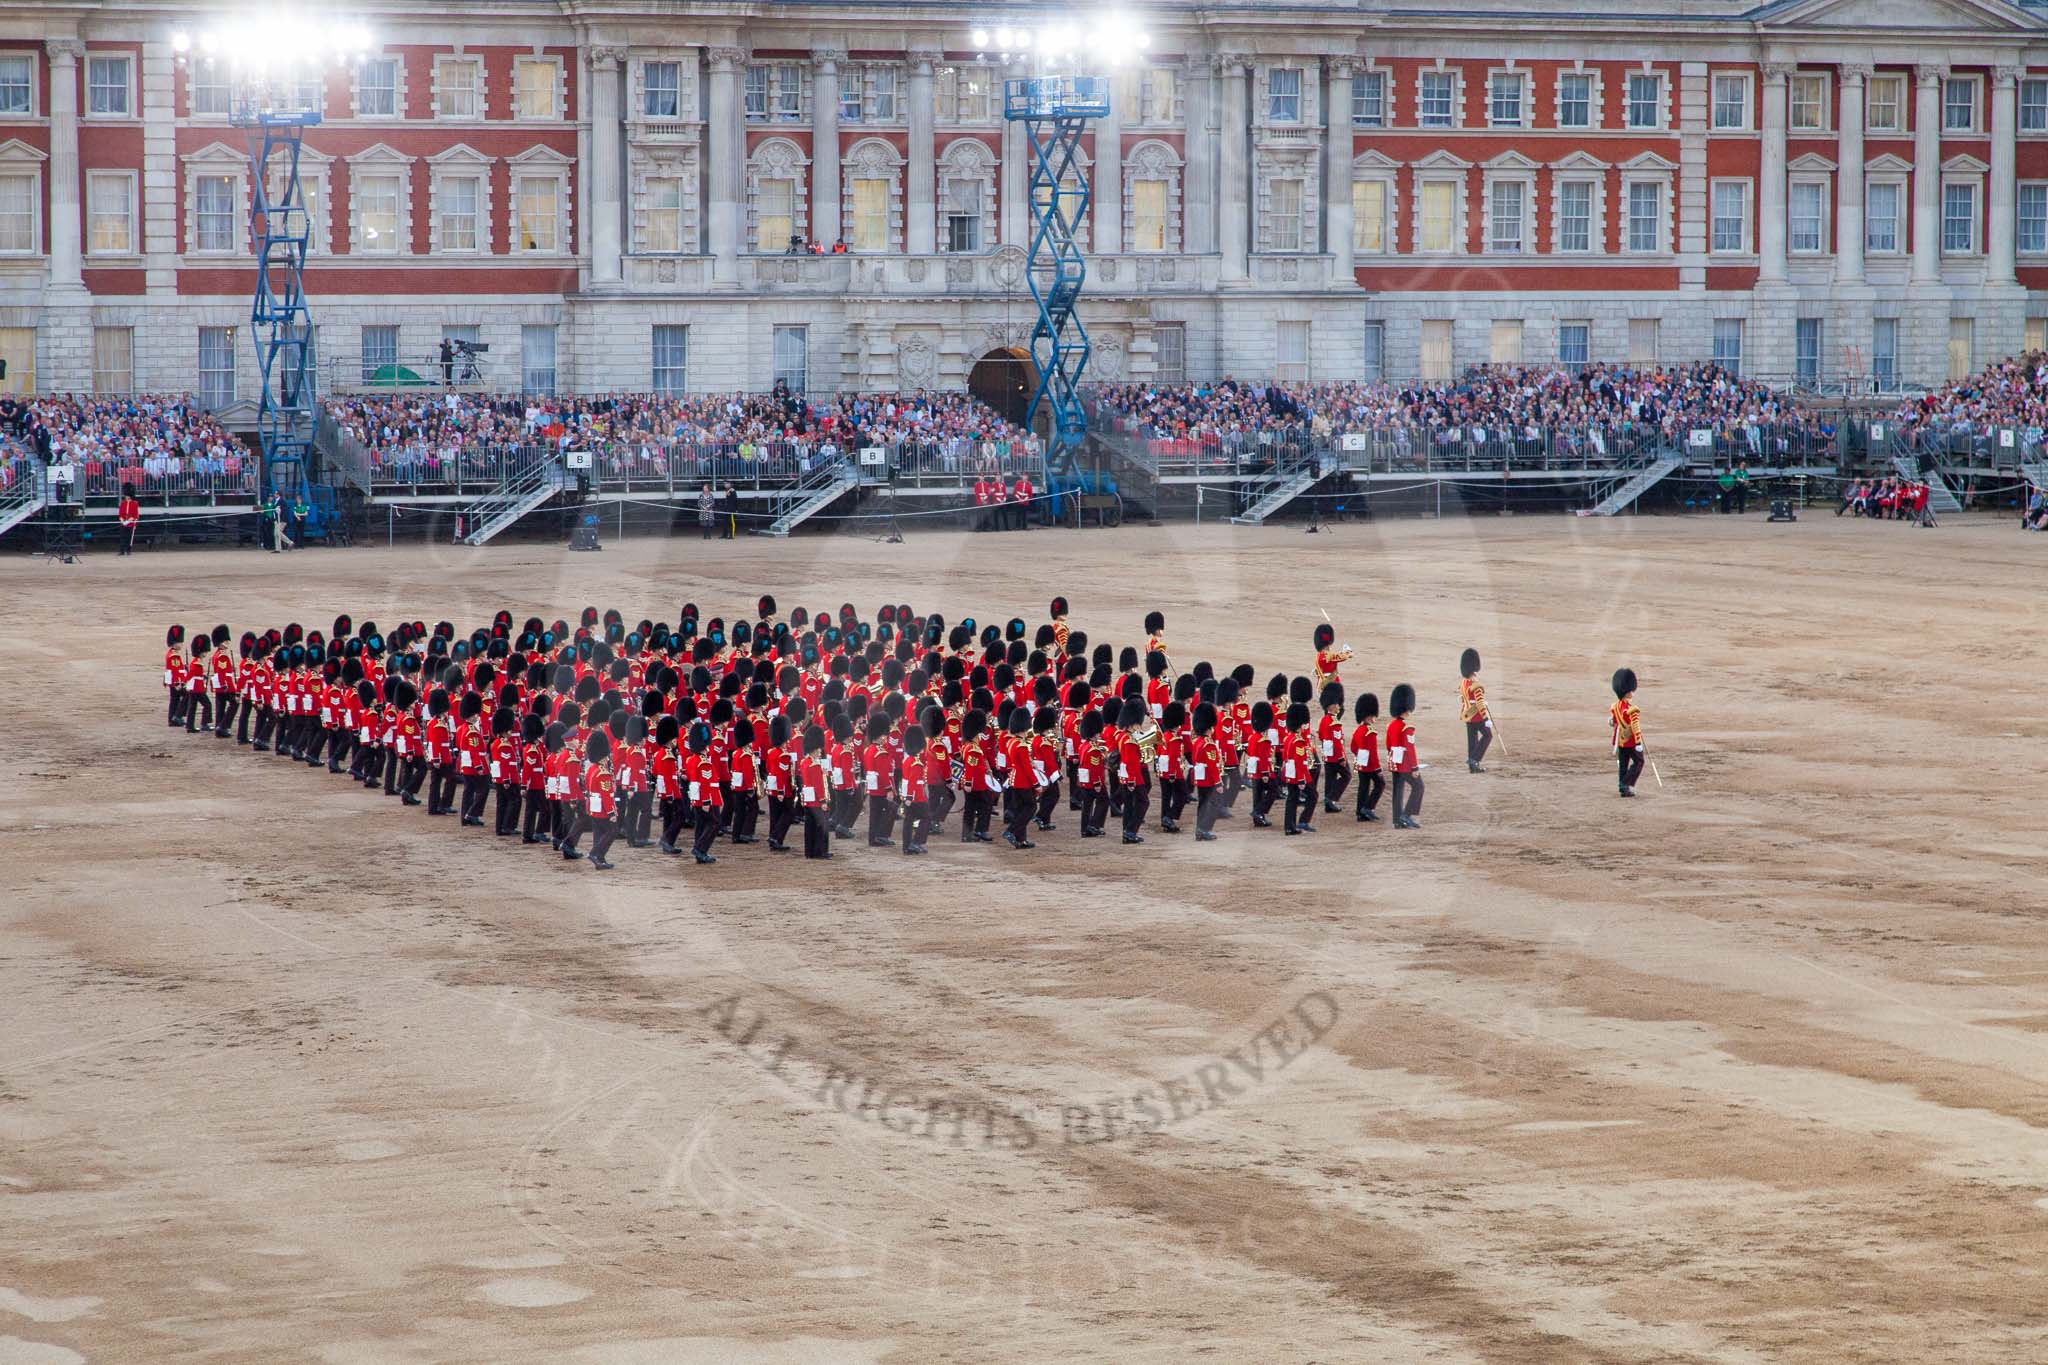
left=1459, top=647, right=1492, bottom=773
left=1611, top=667, right=1645, bottom=798
left=1350, top=693, right=1384, bottom=823
left=1190, top=702, right=1224, bottom=841
left=973, top=476, right=992, bottom=532
left=581, top=731, right=618, bottom=871
left=1316, top=682, right=1349, bottom=814
left=898, top=725, right=930, bottom=855
left=862, top=712, right=897, bottom=847
left=1001, top=707, right=1037, bottom=849
left=798, top=723, right=832, bottom=859
left=423, top=688, right=455, bottom=816
left=118, top=487, right=141, bottom=555
left=164, top=625, right=187, bottom=728
left=490, top=707, right=522, bottom=837
left=1030, top=705, right=1062, bottom=831
left=1386, top=683, right=1422, bottom=830
left=520, top=713, right=549, bottom=841
left=686, top=720, right=722, bottom=864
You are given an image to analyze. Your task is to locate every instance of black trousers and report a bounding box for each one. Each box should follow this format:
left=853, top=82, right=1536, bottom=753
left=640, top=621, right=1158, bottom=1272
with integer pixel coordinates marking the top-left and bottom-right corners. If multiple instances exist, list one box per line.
left=427, top=765, right=456, bottom=814
left=1004, top=787, right=1036, bottom=842
left=167, top=689, right=185, bottom=727
left=303, top=723, right=328, bottom=763
left=731, top=791, right=760, bottom=841
left=1034, top=781, right=1061, bottom=826
left=560, top=810, right=589, bottom=853
left=1322, top=763, right=1351, bottom=807
left=588, top=817, right=617, bottom=863
left=661, top=796, right=689, bottom=847
left=402, top=757, right=427, bottom=799
left=830, top=789, right=859, bottom=835
left=1393, top=771, right=1424, bottom=820
left=1122, top=780, right=1151, bottom=836
left=495, top=782, right=522, bottom=835
left=765, top=794, right=794, bottom=847
left=524, top=790, right=550, bottom=840
left=462, top=770, right=489, bottom=819
left=1284, top=782, right=1315, bottom=832
left=1066, top=761, right=1081, bottom=809
left=1355, top=770, right=1385, bottom=816
left=627, top=791, right=653, bottom=844
left=250, top=705, right=271, bottom=747
left=802, top=807, right=830, bottom=857
left=1222, top=767, right=1244, bottom=810
left=185, top=690, right=212, bottom=733
left=1466, top=720, right=1492, bottom=766
left=1617, top=746, right=1645, bottom=792
left=215, top=694, right=237, bottom=738
left=329, top=731, right=355, bottom=774
left=867, top=793, right=896, bottom=844
left=901, top=799, right=927, bottom=851
left=927, top=785, right=956, bottom=831
left=1195, top=785, right=1221, bottom=835
left=693, top=805, right=720, bottom=857
left=1250, top=776, right=1277, bottom=822
left=1160, top=777, right=1189, bottom=825
left=552, top=799, right=572, bottom=844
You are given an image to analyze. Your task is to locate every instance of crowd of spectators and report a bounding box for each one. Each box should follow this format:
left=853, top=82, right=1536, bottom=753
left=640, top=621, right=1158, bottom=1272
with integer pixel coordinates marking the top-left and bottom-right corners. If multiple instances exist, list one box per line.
left=323, top=385, right=1037, bottom=486
left=1884, top=351, right=2048, bottom=464
left=0, top=394, right=247, bottom=498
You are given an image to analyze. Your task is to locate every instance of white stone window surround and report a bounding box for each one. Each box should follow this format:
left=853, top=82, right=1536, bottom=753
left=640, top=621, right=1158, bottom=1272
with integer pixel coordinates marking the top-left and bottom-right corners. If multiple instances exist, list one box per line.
left=1552, top=62, right=1604, bottom=131
left=346, top=143, right=416, bottom=256
left=632, top=51, right=698, bottom=126
left=1351, top=149, right=1398, bottom=254
left=84, top=51, right=134, bottom=120
left=841, top=135, right=905, bottom=252
left=1785, top=151, right=1836, bottom=255
left=1124, top=137, right=1184, bottom=253
left=1709, top=69, right=1753, bottom=132
left=1624, top=63, right=1672, bottom=132
left=0, top=51, right=38, bottom=119
left=353, top=53, right=405, bottom=120
left=1414, top=60, right=1464, bottom=130
left=181, top=140, right=247, bottom=256
left=433, top=53, right=486, bottom=121
left=426, top=143, right=493, bottom=255
left=1788, top=69, right=1832, bottom=132
left=630, top=142, right=700, bottom=254
left=0, top=138, right=46, bottom=255
left=1484, top=63, right=1530, bottom=130
left=262, top=142, right=332, bottom=255
left=1410, top=149, right=1470, bottom=255
left=1940, top=152, right=1987, bottom=255
left=1549, top=150, right=1609, bottom=255
left=513, top=52, right=567, bottom=123
left=508, top=143, right=573, bottom=255
left=1480, top=149, right=1537, bottom=254
left=1619, top=150, right=1677, bottom=256
left=1707, top=175, right=1754, bottom=255
left=1254, top=143, right=1320, bottom=254
left=1862, top=154, right=1911, bottom=255
left=746, top=135, right=810, bottom=252
left=1351, top=62, right=1391, bottom=128
left=1257, top=62, right=1315, bottom=128
left=86, top=165, right=140, bottom=257
left=936, top=135, right=997, bottom=252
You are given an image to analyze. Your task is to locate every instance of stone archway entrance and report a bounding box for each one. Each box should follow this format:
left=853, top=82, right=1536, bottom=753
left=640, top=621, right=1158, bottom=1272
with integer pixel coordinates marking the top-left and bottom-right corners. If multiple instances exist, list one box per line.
left=968, top=347, right=1033, bottom=426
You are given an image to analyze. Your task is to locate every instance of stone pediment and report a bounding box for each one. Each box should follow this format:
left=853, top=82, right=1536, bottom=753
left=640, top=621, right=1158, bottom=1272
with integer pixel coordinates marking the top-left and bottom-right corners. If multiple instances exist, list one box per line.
left=1748, top=0, right=2042, bottom=31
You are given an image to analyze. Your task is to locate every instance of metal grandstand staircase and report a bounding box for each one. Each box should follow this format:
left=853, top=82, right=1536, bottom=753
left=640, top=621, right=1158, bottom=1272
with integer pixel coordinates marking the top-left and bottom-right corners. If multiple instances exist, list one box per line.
left=1587, top=453, right=1683, bottom=517
left=460, top=456, right=566, bottom=546
left=0, top=463, right=47, bottom=540
left=1006, top=76, right=1109, bottom=479
left=2023, top=456, right=2048, bottom=495
left=760, top=462, right=860, bottom=538
left=1893, top=453, right=1963, bottom=514
left=1228, top=461, right=1320, bottom=526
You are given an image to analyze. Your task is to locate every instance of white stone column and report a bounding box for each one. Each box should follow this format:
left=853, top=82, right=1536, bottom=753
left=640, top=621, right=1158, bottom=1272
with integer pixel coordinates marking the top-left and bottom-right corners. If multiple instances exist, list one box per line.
left=1183, top=58, right=1215, bottom=255
left=1218, top=57, right=1248, bottom=281
left=1758, top=62, right=1789, bottom=285
left=706, top=47, right=743, bottom=283
left=812, top=49, right=842, bottom=250
left=906, top=52, right=937, bottom=254
left=1325, top=59, right=1355, bottom=282
left=588, top=46, right=625, bottom=286
left=1093, top=72, right=1124, bottom=253
left=1990, top=63, right=2019, bottom=286
left=1912, top=64, right=1943, bottom=285
left=45, top=39, right=84, bottom=291
left=1001, top=74, right=1028, bottom=247
left=1836, top=64, right=1867, bottom=284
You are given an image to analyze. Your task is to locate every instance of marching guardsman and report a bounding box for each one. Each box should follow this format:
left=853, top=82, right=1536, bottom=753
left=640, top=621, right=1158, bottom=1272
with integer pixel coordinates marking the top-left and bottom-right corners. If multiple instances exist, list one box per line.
left=618, top=714, right=652, bottom=847
left=1610, top=668, right=1645, bottom=797
left=727, top=717, right=761, bottom=844
left=826, top=714, right=860, bottom=839
left=1030, top=705, right=1062, bottom=831
left=209, top=626, right=238, bottom=739
left=1387, top=683, right=1422, bottom=830
left=1315, top=682, right=1348, bottom=814
left=862, top=712, right=897, bottom=847
left=899, top=725, right=930, bottom=854
left=490, top=707, right=522, bottom=836
left=397, top=681, right=427, bottom=806
left=1312, top=622, right=1352, bottom=693
left=520, top=713, right=550, bottom=842
left=1050, top=596, right=1071, bottom=658
left=423, top=688, right=455, bottom=815
left=1076, top=709, right=1109, bottom=836
left=580, top=731, right=618, bottom=870
left=1459, top=648, right=1493, bottom=773
left=1001, top=707, right=1038, bottom=849
left=456, top=692, right=488, bottom=826
left=653, top=715, right=687, bottom=853
left=686, top=720, right=723, bottom=863
left=1243, top=700, right=1276, bottom=827
left=1144, top=650, right=1171, bottom=720
left=1190, top=702, right=1224, bottom=841
left=236, top=633, right=263, bottom=746
left=1116, top=698, right=1154, bottom=845
left=185, top=632, right=214, bottom=734
left=1350, top=693, right=1385, bottom=822
left=1281, top=701, right=1317, bottom=836
left=798, top=724, right=833, bottom=859
left=165, top=625, right=187, bottom=728
left=1143, top=611, right=1169, bottom=670
left=762, top=714, right=796, bottom=852
left=958, top=710, right=993, bottom=842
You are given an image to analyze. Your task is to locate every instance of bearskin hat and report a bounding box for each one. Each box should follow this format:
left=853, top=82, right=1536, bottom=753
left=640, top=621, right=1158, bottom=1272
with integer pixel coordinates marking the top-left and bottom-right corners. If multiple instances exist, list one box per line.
left=332, top=615, right=352, bottom=640
left=163, top=623, right=185, bottom=647
left=192, top=635, right=214, bottom=659
left=1192, top=701, right=1218, bottom=735
left=1250, top=700, right=1274, bottom=732
left=1049, top=595, right=1070, bottom=619
left=428, top=687, right=452, bottom=718
left=1032, top=624, right=1056, bottom=653
left=1032, top=705, right=1058, bottom=735
left=523, top=713, right=547, bottom=743
left=392, top=682, right=418, bottom=714
left=1032, top=673, right=1059, bottom=706
left=1144, top=610, right=1166, bottom=636
left=1088, top=663, right=1112, bottom=690
left=1265, top=673, right=1288, bottom=702
left=979, top=623, right=1002, bottom=650
left=1079, top=709, right=1104, bottom=740
left=1320, top=681, right=1345, bottom=711
left=1115, top=646, right=1137, bottom=675
left=878, top=605, right=897, bottom=626
left=707, top=698, right=734, bottom=728
left=1390, top=683, right=1416, bottom=717
left=799, top=723, right=825, bottom=756
left=1612, top=667, right=1637, bottom=698
left=1161, top=700, right=1186, bottom=730
left=860, top=712, right=887, bottom=742
left=1288, top=676, right=1313, bottom=706
left=728, top=717, right=753, bottom=750
left=472, top=661, right=496, bottom=694
left=458, top=691, right=482, bottom=720
left=732, top=621, right=752, bottom=647
left=1063, top=656, right=1087, bottom=682
left=764, top=714, right=788, bottom=748
left=1314, top=622, right=1336, bottom=651
left=991, top=662, right=1015, bottom=694
left=961, top=709, right=987, bottom=741
left=1145, top=649, right=1169, bottom=679
left=490, top=707, right=516, bottom=737
left=1000, top=617, right=1022, bottom=643
left=452, top=640, right=472, bottom=662
left=1113, top=697, right=1144, bottom=730
left=434, top=620, right=455, bottom=641
left=206, top=623, right=228, bottom=648
left=542, top=722, right=567, bottom=754
left=340, top=658, right=364, bottom=687
left=685, top=720, right=711, bottom=754
left=1286, top=702, right=1311, bottom=731
left=1174, top=674, right=1198, bottom=703
left=1461, top=648, right=1481, bottom=679
left=238, top=630, right=258, bottom=656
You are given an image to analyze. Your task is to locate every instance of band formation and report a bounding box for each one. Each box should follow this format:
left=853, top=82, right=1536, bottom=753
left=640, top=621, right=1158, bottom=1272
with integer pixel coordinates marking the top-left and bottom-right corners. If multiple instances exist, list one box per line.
left=158, top=598, right=1651, bottom=871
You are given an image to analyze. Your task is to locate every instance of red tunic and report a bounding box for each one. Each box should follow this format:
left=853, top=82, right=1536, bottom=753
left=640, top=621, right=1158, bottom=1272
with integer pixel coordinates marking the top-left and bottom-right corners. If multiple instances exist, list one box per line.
left=1386, top=718, right=1419, bottom=773
left=583, top=761, right=616, bottom=819
left=1349, top=722, right=1381, bottom=771
left=1190, top=736, right=1223, bottom=788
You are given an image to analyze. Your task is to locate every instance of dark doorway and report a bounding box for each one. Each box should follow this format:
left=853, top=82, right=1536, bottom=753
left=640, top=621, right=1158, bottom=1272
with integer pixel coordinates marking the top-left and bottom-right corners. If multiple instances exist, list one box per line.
left=969, top=347, right=1033, bottom=426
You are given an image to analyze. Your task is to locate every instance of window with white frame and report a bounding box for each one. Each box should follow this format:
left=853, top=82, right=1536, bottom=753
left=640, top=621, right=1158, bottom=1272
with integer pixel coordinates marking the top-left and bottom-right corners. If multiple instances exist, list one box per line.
left=436, top=56, right=481, bottom=118
left=1867, top=75, right=1904, bottom=132
left=2021, top=183, right=2048, bottom=253
left=88, top=170, right=134, bottom=254
left=1866, top=180, right=1902, bottom=253
left=756, top=176, right=794, bottom=251
left=1418, top=178, right=1458, bottom=252
left=743, top=65, right=768, bottom=118
left=1557, top=71, right=1593, bottom=128
left=1789, top=73, right=1827, bottom=131
left=0, top=170, right=35, bottom=252
left=292, top=74, right=325, bottom=115
left=194, top=173, right=239, bottom=252
left=191, top=63, right=233, bottom=116
left=652, top=324, right=687, bottom=395
left=357, top=57, right=399, bottom=117
left=1487, top=179, right=1527, bottom=252
left=2023, top=78, right=2048, bottom=133
left=850, top=176, right=889, bottom=251
left=1628, top=318, right=1659, bottom=365
left=1489, top=319, right=1523, bottom=365
left=1353, top=177, right=1390, bottom=252
left=1794, top=317, right=1822, bottom=384
left=1131, top=178, right=1169, bottom=251
left=1943, top=179, right=1978, bottom=253
left=1788, top=178, right=1827, bottom=253
left=1710, top=179, right=1749, bottom=253
left=774, top=63, right=804, bottom=121
left=93, top=326, right=133, bottom=393
left=1711, top=73, right=1749, bottom=130
left=1420, top=320, right=1453, bottom=381
left=1268, top=67, right=1302, bottom=124
left=1872, top=317, right=1898, bottom=387
left=746, top=64, right=804, bottom=122
left=437, top=172, right=481, bottom=252
left=1625, top=180, right=1663, bottom=252
left=772, top=324, right=806, bottom=392
left=522, top=324, right=557, bottom=394
left=1275, top=320, right=1309, bottom=380
left=354, top=172, right=401, bottom=253
left=1942, top=75, right=1977, bottom=132
left=0, top=55, right=30, bottom=116
left=515, top=57, right=560, bottom=120
left=1139, top=68, right=1177, bottom=124
left=941, top=66, right=993, bottom=123
left=1352, top=70, right=1385, bottom=126
left=1489, top=71, right=1524, bottom=127
left=1361, top=320, right=1384, bottom=381
left=1712, top=318, right=1743, bottom=374
left=839, top=69, right=863, bottom=122
left=867, top=68, right=897, bottom=121
left=1556, top=179, right=1595, bottom=253
left=1419, top=70, right=1455, bottom=127
left=197, top=326, right=236, bottom=406
left=1268, top=177, right=1303, bottom=251
left=88, top=55, right=131, bottom=116
left=644, top=61, right=681, bottom=119
left=1626, top=72, right=1662, bottom=129
left=1156, top=322, right=1187, bottom=383
left=1558, top=321, right=1590, bottom=367
left=644, top=177, right=683, bottom=252
left=360, top=324, right=398, bottom=383
left=516, top=174, right=562, bottom=252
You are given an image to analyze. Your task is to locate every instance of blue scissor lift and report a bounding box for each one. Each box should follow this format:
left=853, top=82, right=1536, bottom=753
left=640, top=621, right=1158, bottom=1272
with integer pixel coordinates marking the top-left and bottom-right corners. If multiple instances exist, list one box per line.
left=1003, top=76, right=1108, bottom=483
left=234, top=102, right=321, bottom=512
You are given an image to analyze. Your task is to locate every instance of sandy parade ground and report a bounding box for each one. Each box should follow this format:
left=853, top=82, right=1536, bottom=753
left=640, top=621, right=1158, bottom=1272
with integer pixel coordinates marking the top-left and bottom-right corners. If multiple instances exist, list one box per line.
left=2, top=510, right=2047, bottom=1364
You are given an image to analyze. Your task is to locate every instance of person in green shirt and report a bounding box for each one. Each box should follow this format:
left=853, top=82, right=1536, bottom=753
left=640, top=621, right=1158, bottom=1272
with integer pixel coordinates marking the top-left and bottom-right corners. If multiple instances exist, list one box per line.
left=1716, top=468, right=1735, bottom=513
